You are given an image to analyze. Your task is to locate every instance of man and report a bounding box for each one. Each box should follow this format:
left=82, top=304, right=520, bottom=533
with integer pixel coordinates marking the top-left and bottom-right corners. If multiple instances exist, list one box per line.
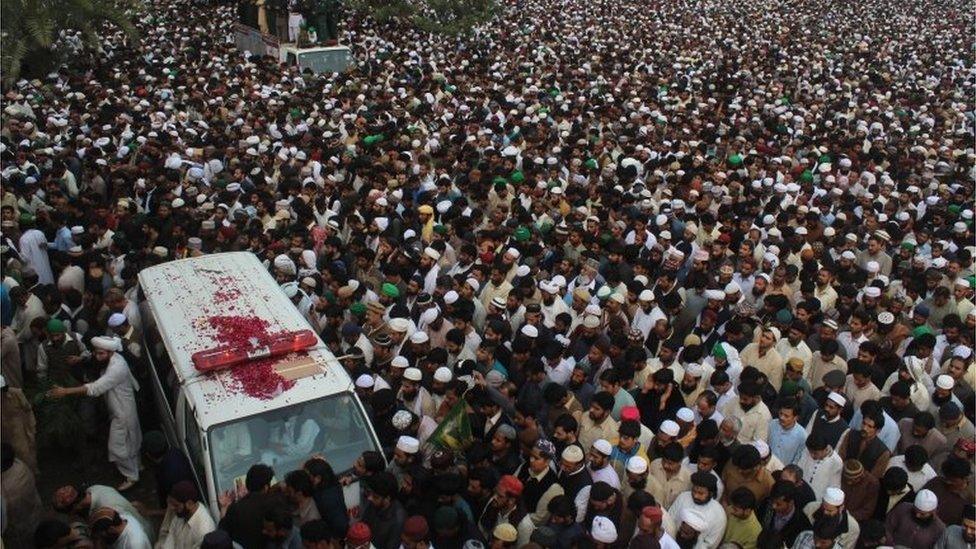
left=722, top=444, right=774, bottom=505
left=219, top=464, right=283, bottom=548
left=839, top=459, right=878, bottom=522
left=1, top=442, right=42, bottom=548
left=47, top=336, right=142, bottom=490
left=588, top=439, right=621, bottom=489
left=262, top=507, right=302, bottom=549
left=739, top=328, right=785, bottom=390
left=362, top=472, right=407, bottom=549
left=156, top=480, right=216, bottom=548
left=806, top=391, right=849, bottom=449
left=647, top=442, right=692, bottom=508
left=801, top=487, right=860, bottom=549
left=723, top=488, right=761, bottom=549
left=0, top=374, right=36, bottom=472
left=634, top=505, right=679, bottom=549
left=283, top=469, right=321, bottom=526
left=721, top=380, right=771, bottom=444
left=921, top=456, right=975, bottom=526
left=668, top=472, right=726, bottom=548
left=796, top=433, right=843, bottom=502
left=769, top=397, right=807, bottom=465
left=578, top=392, right=619, bottom=452
left=885, top=489, right=946, bottom=548
left=478, top=474, right=526, bottom=540
left=934, top=503, right=975, bottom=549
left=37, top=317, right=89, bottom=382
left=757, top=480, right=812, bottom=548
left=89, top=507, right=152, bottom=549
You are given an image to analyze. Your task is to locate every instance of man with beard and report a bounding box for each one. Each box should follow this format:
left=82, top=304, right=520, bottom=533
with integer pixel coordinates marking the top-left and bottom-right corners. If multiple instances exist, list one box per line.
left=806, top=391, right=850, bottom=449
left=935, top=503, right=976, bottom=549
left=558, top=445, right=593, bottom=501
left=578, top=392, right=619, bottom=452
left=667, top=472, right=726, bottom=548
left=673, top=507, right=707, bottom=549
left=921, top=456, right=974, bottom=527
left=362, top=472, right=407, bottom=549
left=578, top=481, right=623, bottom=532
left=516, top=439, right=564, bottom=534
left=47, top=336, right=141, bottom=491
left=568, top=363, right=597, bottom=410
left=637, top=368, right=684, bottom=432
left=398, top=367, right=436, bottom=418
left=802, top=487, right=859, bottom=549
left=739, top=327, right=785, bottom=391
left=477, top=474, right=526, bottom=540
left=679, top=363, right=707, bottom=408
left=885, top=489, right=945, bottom=548
left=155, top=481, right=216, bottom=548
left=721, top=380, right=770, bottom=444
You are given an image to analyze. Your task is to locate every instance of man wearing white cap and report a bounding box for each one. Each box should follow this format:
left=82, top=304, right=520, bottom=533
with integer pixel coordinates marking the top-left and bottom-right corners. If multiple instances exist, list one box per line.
left=674, top=508, right=707, bottom=548
left=587, top=440, right=620, bottom=489
left=885, top=489, right=945, bottom=547
left=668, top=471, right=725, bottom=549
left=802, top=487, right=860, bottom=549
left=398, top=367, right=435, bottom=418
left=539, top=280, right=571, bottom=329
left=47, top=336, right=142, bottom=491
left=589, top=515, right=617, bottom=548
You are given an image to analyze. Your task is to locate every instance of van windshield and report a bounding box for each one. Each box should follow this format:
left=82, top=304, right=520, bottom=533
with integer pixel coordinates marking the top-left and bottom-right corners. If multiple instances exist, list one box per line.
left=208, top=392, right=376, bottom=498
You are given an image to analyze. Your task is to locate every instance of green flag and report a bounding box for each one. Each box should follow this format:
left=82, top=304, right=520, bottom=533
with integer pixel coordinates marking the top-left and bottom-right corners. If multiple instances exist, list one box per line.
left=427, top=401, right=472, bottom=451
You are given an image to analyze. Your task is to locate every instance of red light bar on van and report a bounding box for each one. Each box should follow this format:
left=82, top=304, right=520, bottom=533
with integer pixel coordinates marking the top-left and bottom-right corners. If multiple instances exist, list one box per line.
left=192, top=329, right=318, bottom=372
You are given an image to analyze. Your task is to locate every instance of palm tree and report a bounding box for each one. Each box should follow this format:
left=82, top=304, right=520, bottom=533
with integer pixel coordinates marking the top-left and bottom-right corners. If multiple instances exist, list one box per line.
left=1, top=0, right=139, bottom=87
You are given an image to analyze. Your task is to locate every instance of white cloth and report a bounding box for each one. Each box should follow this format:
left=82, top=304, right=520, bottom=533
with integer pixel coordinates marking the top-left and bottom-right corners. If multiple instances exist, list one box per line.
left=113, top=512, right=153, bottom=549
left=18, top=228, right=54, bottom=284
left=795, top=449, right=843, bottom=502
left=86, top=354, right=142, bottom=481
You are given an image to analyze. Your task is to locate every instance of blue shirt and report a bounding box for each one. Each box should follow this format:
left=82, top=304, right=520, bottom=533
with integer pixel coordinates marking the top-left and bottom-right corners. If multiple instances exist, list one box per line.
left=768, top=420, right=808, bottom=465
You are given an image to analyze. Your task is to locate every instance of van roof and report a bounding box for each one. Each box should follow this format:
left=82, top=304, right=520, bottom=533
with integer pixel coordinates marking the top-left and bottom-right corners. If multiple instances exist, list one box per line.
left=137, top=252, right=352, bottom=429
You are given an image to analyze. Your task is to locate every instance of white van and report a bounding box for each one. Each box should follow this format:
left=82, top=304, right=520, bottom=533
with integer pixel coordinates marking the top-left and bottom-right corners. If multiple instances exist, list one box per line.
left=137, top=251, right=381, bottom=519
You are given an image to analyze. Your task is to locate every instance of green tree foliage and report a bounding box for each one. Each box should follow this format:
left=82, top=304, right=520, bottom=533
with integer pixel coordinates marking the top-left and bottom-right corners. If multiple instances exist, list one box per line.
left=1, top=0, right=140, bottom=86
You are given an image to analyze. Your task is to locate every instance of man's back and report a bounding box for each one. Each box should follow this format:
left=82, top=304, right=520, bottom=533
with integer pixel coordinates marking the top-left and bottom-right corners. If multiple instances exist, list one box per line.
left=220, top=491, right=279, bottom=549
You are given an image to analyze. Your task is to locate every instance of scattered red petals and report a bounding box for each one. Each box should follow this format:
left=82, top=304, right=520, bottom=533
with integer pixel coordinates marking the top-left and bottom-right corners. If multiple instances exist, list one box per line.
left=202, top=314, right=296, bottom=400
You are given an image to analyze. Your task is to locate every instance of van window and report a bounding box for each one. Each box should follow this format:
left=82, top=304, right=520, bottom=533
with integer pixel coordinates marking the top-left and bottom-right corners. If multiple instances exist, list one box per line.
left=143, top=320, right=178, bottom=415
left=208, top=392, right=376, bottom=498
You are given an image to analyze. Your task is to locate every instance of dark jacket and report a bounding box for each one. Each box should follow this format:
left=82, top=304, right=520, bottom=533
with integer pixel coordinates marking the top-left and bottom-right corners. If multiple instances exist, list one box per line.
left=220, top=491, right=286, bottom=549
left=312, top=484, right=348, bottom=540
left=756, top=502, right=812, bottom=549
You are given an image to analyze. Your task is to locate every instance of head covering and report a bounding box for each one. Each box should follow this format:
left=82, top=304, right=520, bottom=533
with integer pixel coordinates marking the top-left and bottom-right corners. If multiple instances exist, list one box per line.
left=591, top=516, right=618, bottom=543
left=914, top=489, right=938, bottom=512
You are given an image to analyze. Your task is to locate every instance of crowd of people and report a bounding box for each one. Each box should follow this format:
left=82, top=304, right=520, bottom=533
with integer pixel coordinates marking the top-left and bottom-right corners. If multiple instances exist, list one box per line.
left=2, top=0, right=976, bottom=546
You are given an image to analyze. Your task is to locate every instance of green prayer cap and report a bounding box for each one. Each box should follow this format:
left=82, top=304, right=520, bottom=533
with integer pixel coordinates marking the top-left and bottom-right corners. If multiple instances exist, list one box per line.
left=948, top=204, right=961, bottom=215
left=728, top=154, right=743, bottom=167
left=349, top=302, right=366, bottom=315
left=781, top=380, right=800, bottom=396
left=433, top=224, right=448, bottom=235
left=493, top=176, right=508, bottom=189
left=799, top=170, right=814, bottom=184
left=712, top=343, right=727, bottom=359
left=46, top=318, right=66, bottom=333
left=585, top=158, right=598, bottom=170
left=912, top=325, right=934, bottom=338
left=510, top=170, right=525, bottom=184
left=900, top=241, right=916, bottom=251
left=381, top=282, right=400, bottom=298
left=514, top=226, right=531, bottom=242
left=363, top=134, right=384, bottom=146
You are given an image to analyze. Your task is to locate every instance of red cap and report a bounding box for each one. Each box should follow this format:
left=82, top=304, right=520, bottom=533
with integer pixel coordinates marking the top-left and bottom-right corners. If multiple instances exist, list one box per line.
left=497, top=475, right=524, bottom=497
left=347, top=523, right=372, bottom=545
left=402, top=516, right=429, bottom=540
left=641, top=506, right=663, bottom=521
left=621, top=406, right=641, bottom=422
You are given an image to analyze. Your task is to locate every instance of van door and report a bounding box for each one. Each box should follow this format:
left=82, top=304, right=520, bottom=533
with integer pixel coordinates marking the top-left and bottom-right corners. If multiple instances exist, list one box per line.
left=175, top=393, right=210, bottom=505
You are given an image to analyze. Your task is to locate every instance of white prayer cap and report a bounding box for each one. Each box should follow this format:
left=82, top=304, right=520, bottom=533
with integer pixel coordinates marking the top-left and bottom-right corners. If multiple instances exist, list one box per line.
left=953, top=346, right=973, bottom=360
left=444, top=290, right=459, bottom=305
left=841, top=250, right=857, bottom=260
left=752, top=440, right=771, bottom=459
left=434, top=367, right=453, bottom=383
left=676, top=408, right=695, bottom=423
left=583, top=315, right=601, bottom=329
left=107, top=313, right=127, bottom=328
left=626, top=456, right=648, bottom=474
left=660, top=420, right=680, bottom=437
left=866, top=261, right=880, bottom=273
left=91, top=336, right=122, bottom=352
left=516, top=265, right=531, bottom=277
left=591, top=516, right=617, bottom=543
left=355, top=374, right=375, bottom=389
left=724, top=281, right=741, bottom=294
left=392, top=410, right=413, bottom=430
left=404, top=367, right=423, bottom=382
left=409, top=331, right=429, bottom=344
left=639, top=290, right=655, bottom=302
left=506, top=247, right=521, bottom=258
left=396, top=435, right=420, bottom=454
left=520, top=325, right=539, bottom=338
left=70, top=226, right=85, bottom=235
left=465, top=278, right=481, bottom=292
left=680, top=509, right=706, bottom=532
left=863, top=287, right=881, bottom=298
left=424, top=247, right=441, bottom=261
left=914, top=489, right=938, bottom=512
left=824, top=487, right=845, bottom=506
left=562, top=445, right=584, bottom=462
left=592, top=439, right=612, bottom=456
left=684, top=363, right=704, bottom=378
left=374, top=217, right=389, bottom=231
left=827, top=392, right=846, bottom=407
left=704, top=289, right=725, bottom=300
left=391, top=356, right=409, bottom=369
left=389, top=318, right=410, bottom=333
left=936, top=374, right=955, bottom=390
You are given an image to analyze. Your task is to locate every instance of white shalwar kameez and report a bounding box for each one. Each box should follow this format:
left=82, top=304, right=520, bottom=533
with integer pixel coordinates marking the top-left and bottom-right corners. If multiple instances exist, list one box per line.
left=86, top=352, right=142, bottom=482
